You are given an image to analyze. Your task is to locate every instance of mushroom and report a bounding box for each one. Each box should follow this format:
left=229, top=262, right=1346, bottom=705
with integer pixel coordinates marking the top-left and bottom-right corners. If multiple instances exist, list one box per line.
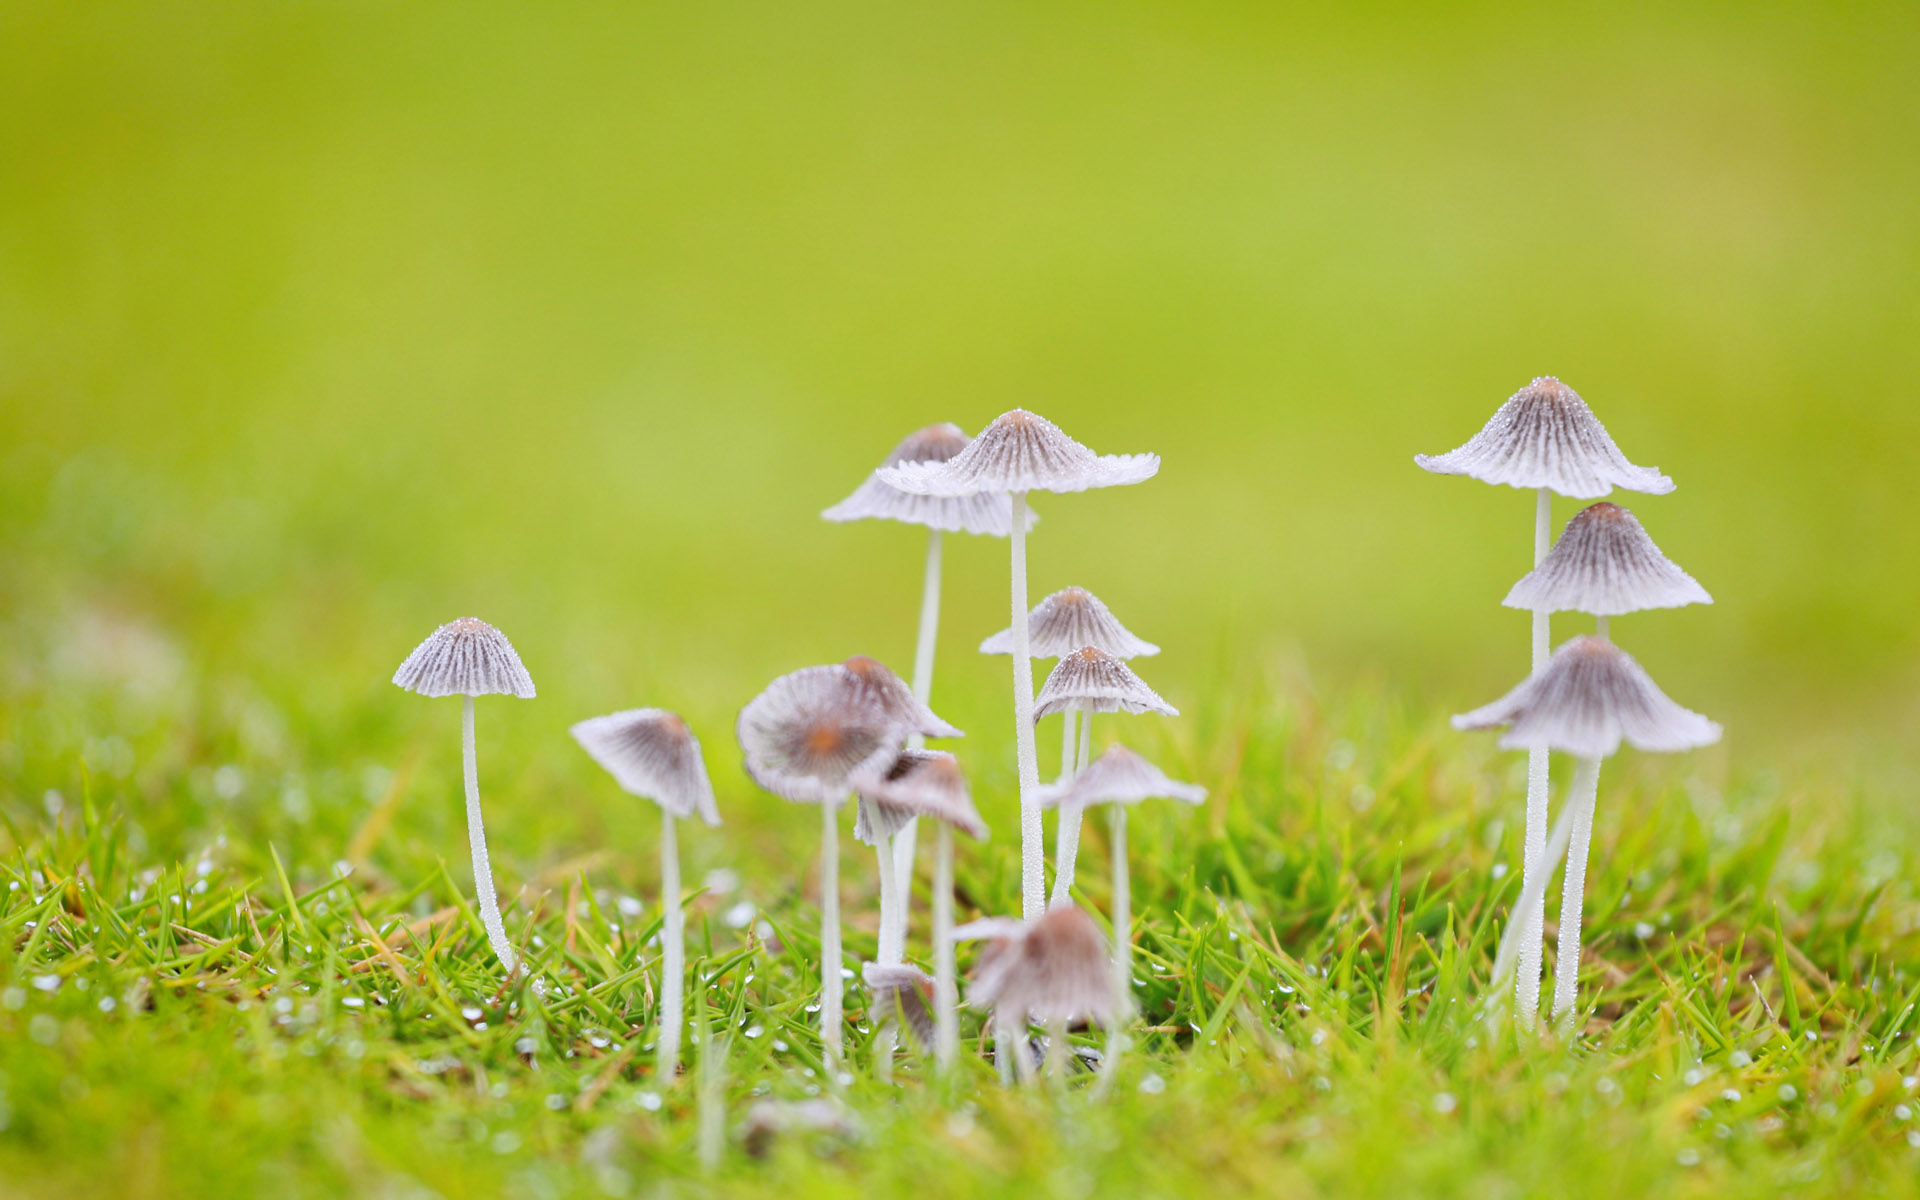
left=1032, top=649, right=1178, bottom=908
left=958, top=905, right=1116, bottom=1083
left=878, top=410, right=1159, bottom=922
left=824, top=423, right=1031, bottom=956
left=981, top=585, right=1160, bottom=784
left=851, top=748, right=988, bottom=1070
left=1416, top=376, right=1674, bottom=1030
left=1504, top=501, right=1712, bottom=640
left=392, top=617, right=536, bottom=973
left=569, top=709, right=720, bottom=1080
left=1455, top=636, right=1719, bottom=1024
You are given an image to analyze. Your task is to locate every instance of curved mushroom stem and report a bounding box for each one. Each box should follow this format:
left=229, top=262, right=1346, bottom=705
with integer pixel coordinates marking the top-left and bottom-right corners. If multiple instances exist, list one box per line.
left=1486, top=791, right=1578, bottom=1013
left=1008, top=490, right=1043, bottom=922
left=933, top=822, right=958, bottom=1071
left=1516, top=486, right=1553, bottom=1030
left=1050, top=802, right=1085, bottom=911
left=1552, top=755, right=1603, bottom=1026
left=659, top=810, right=683, bottom=1081
left=891, top=529, right=945, bottom=951
left=461, top=696, right=517, bottom=973
left=820, top=798, right=844, bottom=1065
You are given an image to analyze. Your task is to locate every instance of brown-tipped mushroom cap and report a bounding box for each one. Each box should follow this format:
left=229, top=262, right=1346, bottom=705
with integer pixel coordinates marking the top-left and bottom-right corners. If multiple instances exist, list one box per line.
left=979, top=586, right=1161, bottom=660
left=852, top=749, right=988, bottom=840
left=570, top=709, right=720, bottom=826
left=1503, top=502, right=1713, bottom=616
left=841, top=656, right=965, bottom=740
left=1453, top=635, right=1721, bottom=758
left=1033, top=647, right=1178, bottom=720
left=874, top=409, right=1159, bottom=498
left=822, top=422, right=1036, bottom=536
left=965, top=905, right=1117, bottom=1027
left=736, top=665, right=904, bottom=804
left=1415, top=377, right=1675, bottom=499
left=1036, top=745, right=1206, bottom=811
left=392, top=617, right=536, bottom=699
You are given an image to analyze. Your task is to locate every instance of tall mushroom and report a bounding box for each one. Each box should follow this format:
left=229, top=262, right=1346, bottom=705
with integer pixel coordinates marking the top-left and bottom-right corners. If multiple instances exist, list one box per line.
left=1416, top=377, right=1674, bottom=1030
left=959, top=905, right=1116, bottom=1084
left=1455, top=636, right=1720, bottom=1024
left=392, top=617, right=536, bottom=973
left=879, top=411, right=1159, bottom=923
left=824, top=423, right=1029, bottom=948
left=569, top=709, right=720, bottom=1080
left=1032, top=649, right=1177, bottom=908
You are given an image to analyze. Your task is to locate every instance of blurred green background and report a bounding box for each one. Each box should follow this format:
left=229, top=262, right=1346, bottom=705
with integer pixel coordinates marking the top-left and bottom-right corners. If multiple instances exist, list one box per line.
left=2, top=2, right=1916, bottom=878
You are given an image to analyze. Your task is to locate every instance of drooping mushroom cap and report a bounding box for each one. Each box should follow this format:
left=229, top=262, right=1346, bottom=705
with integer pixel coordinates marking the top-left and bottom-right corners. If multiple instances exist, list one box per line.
left=736, top=665, right=904, bottom=804
left=979, top=586, right=1161, bottom=660
left=1033, top=647, right=1178, bottom=720
left=964, top=905, right=1117, bottom=1027
left=822, top=422, right=1036, bottom=536
left=874, top=409, right=1159, bottom=498
left=852, top=749, right=988, bottom=840
left=1503, top=502, right=1712, bottom=616
left=1036, top=745, right=1206, bottom=811
left=840, top=656, right=965, bottom=741
left=392, top=617, right=536, bottom=699
left=1453, top=635, right=1721, bottom=759
left=570, top=709, right=720, bottom=826
left=863, top=962, right=937, bottom=1049
left=1415, top=377, right=1675, bottom=499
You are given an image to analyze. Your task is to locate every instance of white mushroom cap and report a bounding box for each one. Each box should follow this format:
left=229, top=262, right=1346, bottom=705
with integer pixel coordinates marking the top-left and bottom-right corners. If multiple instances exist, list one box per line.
left=979, top=586, right=1160, bottom=660
left=1036, top=745, right=1205, bottom=811
left=965, top=905, right=1117, bottom=1027
left=840, top=656, right=965, bottom=741
left=852, top=749, right=988, bottom=840
left=1415, top=377, right=1675, bottom=499
left=1033, top=647, right=1178, bottom=720
left=1453, top=636, right=1721, bottom=759
left=822, top=422, right=1036, bottom=536
left=392, top=617, right=536, bottom=699
left=736, top=665, right=905, bottom=804
left=874, top=409, right=1159, bottom=498
left=863, top=961, right=937, bottom=1048
left=1504, top=502, right=1713, bottom=616
left=569, top=709, right=720, bottom=826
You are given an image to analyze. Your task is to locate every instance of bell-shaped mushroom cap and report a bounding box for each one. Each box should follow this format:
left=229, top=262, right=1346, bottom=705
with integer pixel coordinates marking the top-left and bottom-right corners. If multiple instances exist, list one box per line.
left=875, top=409, right=1159, bottom=498
left=569, top=709, right=720, bottom=826
left=736, top=665, right=904, bottom=803
left=392, top=617, right=536, bottom=699
left=841, top=656, right=965, bottom=740
left=1414, top=377, right=1675, bottom=499
left=822, top=423, right=1036, bottom=536
left=964, top=905, right=1117, bottom=1027
left=864, top=961, right=937, bottom=1048
left=979, top=586, right=1161, bottom=660
left=1036, top=745, right=1206, bottom=811
left=1033, top=647, right=1178, bottom=720
left=1453, top=635, right=1721, bottom=759
left=851, top=749, right=988, bottom=840
left=1503, top=502, right=1712, bottom=616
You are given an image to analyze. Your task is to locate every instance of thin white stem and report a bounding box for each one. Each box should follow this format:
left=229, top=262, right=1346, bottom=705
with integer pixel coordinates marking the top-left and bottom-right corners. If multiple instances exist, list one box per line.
left=1059, top=708, right=1079, bottom=781
left=1487, top=791, right=1578, bottom=1006
left=659, top=810, right=683, bottom=1081
left=995, top=1010, right=1017, bottom=1085
left=892, top=530, right=945, bottom=943
left=1012, top=1014, right=1038, bottom=1086
left=933, top=822, right=958, bottom=1071
left=875, top=830, right=901, bottom=966
left=1596, top=614, right=1610, bottom=640
left=1111, top=803, right=1133, bottom=1016
left=1552, top=756, right=1603, bottom=1025
left=1050, top=802, right=1084, bottom=910
left=1515, top=487, right=1553, bottom=1030
left=1045, top=1017, right=1069, bottom=1081
left=1008, top=490, right=1043, bottom=922
left=820, top=798, right=843, bottom=1065
left=461, top=696, right=516, bottom=973
left=1078, top=705, right=1093, bottom=773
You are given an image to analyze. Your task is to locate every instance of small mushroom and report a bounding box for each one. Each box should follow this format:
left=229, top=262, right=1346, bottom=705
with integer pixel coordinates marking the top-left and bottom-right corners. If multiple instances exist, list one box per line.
left=958, top=905, right=1116, bottom=1084
left=570, top=709, right=719, bottom=1080
left=392, top=617, right=535, bottom=973
left=878, top=410, right=1159, bottom=923
left=1504, top=501, right=1711, bottom=637
left=1455, top=636, right=1719, bottom=1024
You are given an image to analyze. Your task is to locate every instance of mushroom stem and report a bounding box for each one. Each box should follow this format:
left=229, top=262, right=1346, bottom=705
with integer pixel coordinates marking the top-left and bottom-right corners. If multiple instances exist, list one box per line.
left=890, top=529, right=945, bottom=948
left=820, top=798, right=844, bottom=1064
left=995, top=1010, right=1018, bottom=1085
left=461, top=696, right=517, bottom=973
left=659, top=809, right=683, bottom=1081
left=933, top=822, right=958, bottom=1071
left=1045, top=1017, right=1069, bottom=1081
left=1059, top=709, right=1079, bottom=781
left=1515, top=486, right=1553, bottom=1030
left=1486, top=791, right=1578, bottom=1011
left=1551, top=755, right=1603, bottom=1024
left=875, top=830, right=902, bottom=966
left=1109, top=802, right=1133, bottom=1048
left=1008, top=489, right=1044, bottom=922
left=1596, top=614, right=1610, bottom=640
left=1050, top=802, right=1085, bottom=910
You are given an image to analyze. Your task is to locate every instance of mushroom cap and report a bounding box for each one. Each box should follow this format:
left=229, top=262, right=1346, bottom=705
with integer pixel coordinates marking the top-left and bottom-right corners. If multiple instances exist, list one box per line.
left=965, top=905, right=1117, bottom=1027
left=979, top=586, right=1161, bottom=660
left=863, top=961, right=937, bottom=1048
left=1414, top=377, right=1675, bottom=499
left=569, top=709, right=720, bottom=826
left=1036, top=745, right=1206, bottom=811
left=1453, top=635, right=1721, bottom=759
left=392, top=617, right=536, bottom=699
left=1503, top=502, right=1713, bottom=616
left=874, top=409, right=1159, bottom=498
left=852, top=749, right=988, bottom=840
left=822, top=422, right=1037, bottom=536
left=1033, top=647, right=1178, bottom=720
left=735, top=665, right=905, bottom=804
left=840, top=656, right=965, bottom=740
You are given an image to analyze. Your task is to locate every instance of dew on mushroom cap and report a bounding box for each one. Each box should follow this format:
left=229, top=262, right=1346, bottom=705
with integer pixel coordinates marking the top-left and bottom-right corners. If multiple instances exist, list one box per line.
left=1453, top=635, right=1722, bottom=759
left=821, top=422, right=1033, bottom=536
left=873, top=409, right=1159, bottom=498
left=392, top=616, right=536, bottom=699
left=1033, top=647, right=1178, bottom=720
left=1414, top=376, right=1675, bottom=499
left=980, top=586, right=1161, bottom=660
left=1036, top=745, right=1206, bottom=811
left=1503, top=502, right=1713, bottom=616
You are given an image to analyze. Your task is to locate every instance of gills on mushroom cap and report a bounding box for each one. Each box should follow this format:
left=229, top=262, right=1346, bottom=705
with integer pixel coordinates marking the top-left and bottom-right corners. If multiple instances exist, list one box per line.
left=979, top=586, right=1161, bottom=660
left=965, top=905, right=1118, bottom=1027
left=1503, top=502, right=1713, bottom=616
left=570, top=709, right=721, bottom=826
left=875, top=409, right=1159, bottom=498
left=1036, top=745, right=1206, bottom=811
left=1414, top=377, right=1675, bottom=499
left=392, top=617, right=537, bottom=699
left=851, top=748, right=988, bottom=840
left=1453, top=635, right=1721, bottom=759
left=1033, top=647, right=1178, bottom=720
left=822, top=422, right=1036, bottom=536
